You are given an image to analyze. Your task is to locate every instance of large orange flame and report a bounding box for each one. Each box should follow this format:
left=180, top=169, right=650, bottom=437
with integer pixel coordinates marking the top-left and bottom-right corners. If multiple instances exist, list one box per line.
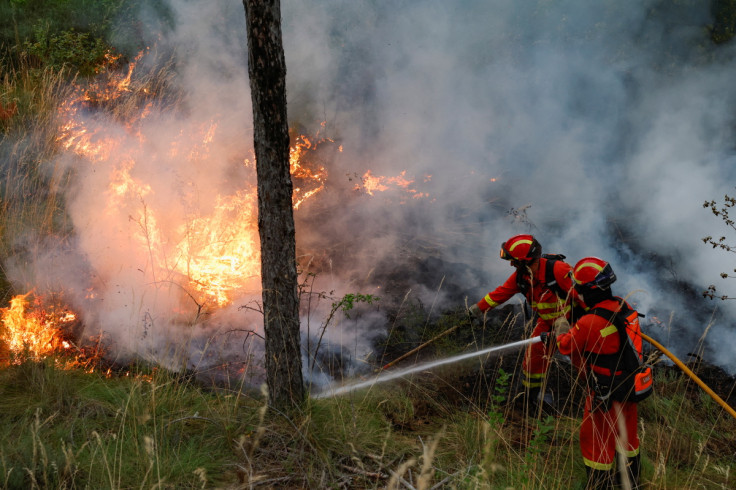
left=2, top=47, right=443, bottom=366
left=53, top=51, right=339, bottom=308
left=0, top=293, right=75, bottom=363
left=33, top=47, right=434, bottom=351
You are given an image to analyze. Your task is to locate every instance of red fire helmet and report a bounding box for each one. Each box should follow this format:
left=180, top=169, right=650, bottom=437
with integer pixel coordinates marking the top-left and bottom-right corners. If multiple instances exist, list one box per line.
left=572, top=256, right=617, bottom=290
left=500, top=234, right=541, bottom=262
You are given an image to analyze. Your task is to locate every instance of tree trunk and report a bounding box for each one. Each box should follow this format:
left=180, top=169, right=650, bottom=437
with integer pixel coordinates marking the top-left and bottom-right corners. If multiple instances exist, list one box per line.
left=243, top=0, right=304, bottom=409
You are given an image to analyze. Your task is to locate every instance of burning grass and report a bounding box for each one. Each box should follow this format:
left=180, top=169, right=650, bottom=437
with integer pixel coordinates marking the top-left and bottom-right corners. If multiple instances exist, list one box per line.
left=0, top=43, right=437, bottom=385
left=0, top=292, right=109, bottom=374
left=0, top=292, right=74, bottom=363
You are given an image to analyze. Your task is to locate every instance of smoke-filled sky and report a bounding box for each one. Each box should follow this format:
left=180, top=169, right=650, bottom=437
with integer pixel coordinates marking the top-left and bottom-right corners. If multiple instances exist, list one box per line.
left=8, top=0, right=736, bottom=379
left=283, top=0, right=736, bottom=373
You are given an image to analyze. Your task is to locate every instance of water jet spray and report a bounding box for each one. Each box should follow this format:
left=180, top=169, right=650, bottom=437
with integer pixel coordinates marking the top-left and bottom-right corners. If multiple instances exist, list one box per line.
left=312, top=336, right=541, bottom=399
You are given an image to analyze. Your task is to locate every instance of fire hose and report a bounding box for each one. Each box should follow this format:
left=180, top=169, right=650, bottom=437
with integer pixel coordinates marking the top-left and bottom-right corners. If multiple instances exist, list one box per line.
left=377, top=328, right=736, bottom=421
left=640, top=332, right=736, bottom=421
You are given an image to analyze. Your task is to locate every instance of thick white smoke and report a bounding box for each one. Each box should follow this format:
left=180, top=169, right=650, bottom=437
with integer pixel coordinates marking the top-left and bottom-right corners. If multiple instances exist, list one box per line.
left=279, top=0, right=736, bottom=372
left=6, top=0, right=736, bottom=378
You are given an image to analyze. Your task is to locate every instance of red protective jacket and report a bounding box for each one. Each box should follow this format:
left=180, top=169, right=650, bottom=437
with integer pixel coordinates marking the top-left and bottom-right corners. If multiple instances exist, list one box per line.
left=556, top=297, right=627, bottom=378
left=476, top=256, right=576, bottom=325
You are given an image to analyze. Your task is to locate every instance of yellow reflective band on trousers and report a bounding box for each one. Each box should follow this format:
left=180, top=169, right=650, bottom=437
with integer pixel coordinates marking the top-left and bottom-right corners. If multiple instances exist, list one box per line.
left=522, top=371, right=545, bottom=388
left=583, top=458, right=615, bottom=471
left=624, top=447, right=640, bottom=458
left=533, top=300, right=561, bottom=309
left=599, top=325, right=618, bottom=338
left=484, top=294, right=499, bottom=308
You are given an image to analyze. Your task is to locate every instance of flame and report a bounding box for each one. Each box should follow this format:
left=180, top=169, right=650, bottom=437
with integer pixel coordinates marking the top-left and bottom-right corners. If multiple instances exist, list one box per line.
left=56, top=50, right=150, bottom=160
left=290, top=134, right=329, bottom=209
left=52, top=48, right=429, bottom=314
left=53, top=52, right=336, bottom=308
left=0, top=293, right=75, bottom=363
left=3, top=48, right=445, bottom=368
left=356, top=170, right=431, bottom=200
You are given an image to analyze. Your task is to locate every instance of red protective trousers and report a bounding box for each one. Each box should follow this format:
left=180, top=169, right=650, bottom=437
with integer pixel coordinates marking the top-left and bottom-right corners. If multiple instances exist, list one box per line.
left=522, top=319, right=555, bottom=388
left=580, top=397, right=640, bottom=470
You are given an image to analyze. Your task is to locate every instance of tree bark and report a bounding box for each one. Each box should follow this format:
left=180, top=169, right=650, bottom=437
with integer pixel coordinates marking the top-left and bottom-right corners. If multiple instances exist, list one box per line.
left=243, top=0, right=304, bottom=409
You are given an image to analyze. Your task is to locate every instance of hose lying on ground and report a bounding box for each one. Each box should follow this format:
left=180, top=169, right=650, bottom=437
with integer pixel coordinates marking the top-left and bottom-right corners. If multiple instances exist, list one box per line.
left=641, top=332, right=736, bottom=421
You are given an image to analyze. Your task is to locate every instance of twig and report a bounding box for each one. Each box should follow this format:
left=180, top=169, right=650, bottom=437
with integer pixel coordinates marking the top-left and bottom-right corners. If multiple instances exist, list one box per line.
left=429, top=471, right=459, bottom=490
left=149, top=278, right=205, bottom=322
left=165, top=415, right=220, bottom=428
left=310, top=299, right=342, bottom=373
left=387, top=460, right=417, bottom=490
left=379, top=325, right=460, bottom=371
left=339, top=464, right=387, bottom=480
left=250, top=475, right=296, bottom=487
left=221, top=327, right=265, bottom=341
left=388, top=471, right=416, bottom=490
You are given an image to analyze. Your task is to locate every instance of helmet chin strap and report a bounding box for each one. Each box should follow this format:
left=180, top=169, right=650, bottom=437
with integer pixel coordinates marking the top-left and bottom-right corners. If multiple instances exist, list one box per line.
left=514, top=262, right=534, bottom=295
left=515, top=262, right=532, bottom=276
left=580, top=287, right=613, bottom=306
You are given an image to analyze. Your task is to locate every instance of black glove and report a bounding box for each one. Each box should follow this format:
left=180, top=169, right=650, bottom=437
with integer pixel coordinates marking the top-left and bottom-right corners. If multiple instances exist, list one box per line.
left=540, top=331, right=555, bottom=347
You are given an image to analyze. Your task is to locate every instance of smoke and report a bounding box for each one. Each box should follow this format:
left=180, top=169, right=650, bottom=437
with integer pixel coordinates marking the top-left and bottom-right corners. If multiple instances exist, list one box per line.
left=279, top=0, right=736, bottom=371
left=5, top=0, right=736, bottom=379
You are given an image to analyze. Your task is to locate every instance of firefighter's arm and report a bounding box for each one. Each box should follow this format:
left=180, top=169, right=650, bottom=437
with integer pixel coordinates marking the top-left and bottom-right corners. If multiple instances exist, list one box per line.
left=541, top=318, right=572, bottom=348
left=476, top=272, right=519, bottom=312
left=556, top=316, right=592, bottom=357
left=553, top=260, right=586, bottom=322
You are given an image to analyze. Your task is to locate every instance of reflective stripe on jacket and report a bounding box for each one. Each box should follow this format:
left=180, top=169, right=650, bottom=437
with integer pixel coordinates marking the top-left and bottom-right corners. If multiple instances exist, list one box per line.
left=478, top=257, right=576, bottom=324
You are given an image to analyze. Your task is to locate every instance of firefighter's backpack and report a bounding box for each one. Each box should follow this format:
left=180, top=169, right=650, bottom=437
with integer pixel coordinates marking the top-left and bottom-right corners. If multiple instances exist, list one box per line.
left=516, top=253, right=568, bottom=297
left=587, top=298, right=654, bottom=404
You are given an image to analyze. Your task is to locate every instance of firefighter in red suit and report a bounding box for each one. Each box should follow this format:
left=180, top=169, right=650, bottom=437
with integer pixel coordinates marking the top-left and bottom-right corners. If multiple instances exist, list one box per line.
left=469, top=234, right=579, bottom=409
left=543, top=257, right=644, bottom=489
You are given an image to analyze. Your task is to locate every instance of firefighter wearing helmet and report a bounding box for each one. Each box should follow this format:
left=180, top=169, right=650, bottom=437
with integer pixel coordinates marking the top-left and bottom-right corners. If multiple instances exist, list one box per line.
left=469, top=234, right=580, bottom=412
left=542, top=257, right=649, bottom=489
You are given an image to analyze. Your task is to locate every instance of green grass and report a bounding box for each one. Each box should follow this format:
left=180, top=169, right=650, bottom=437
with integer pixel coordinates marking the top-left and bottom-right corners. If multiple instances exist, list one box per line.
left=0, top=360, right=252, bottom=488
left=0, top=355, right=732, bottom=488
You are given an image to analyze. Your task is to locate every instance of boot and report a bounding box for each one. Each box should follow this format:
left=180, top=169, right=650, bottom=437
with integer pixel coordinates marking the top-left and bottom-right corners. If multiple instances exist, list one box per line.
left=615, top=454, right=641, bottom=489
left=528, top=387, right=557, bottom=416
left=585, top=466, right=614, bottom=490
left=522, top=386, right=541, bottom=415
left=628, top=454, right=641, bottom=489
